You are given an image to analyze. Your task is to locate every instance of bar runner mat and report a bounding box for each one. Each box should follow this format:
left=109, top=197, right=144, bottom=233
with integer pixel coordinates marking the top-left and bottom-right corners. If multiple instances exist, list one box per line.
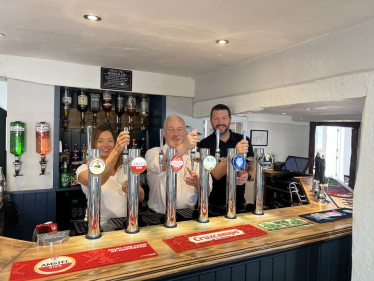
left=9, top=241, right=157, bottom=281
left=163, top=224, right=267, bottom=252
left=324, top=178, right=353, bottom=209
left=258, top=218, right=312, bottom=231
left=300, top=208, right=352, bottom=223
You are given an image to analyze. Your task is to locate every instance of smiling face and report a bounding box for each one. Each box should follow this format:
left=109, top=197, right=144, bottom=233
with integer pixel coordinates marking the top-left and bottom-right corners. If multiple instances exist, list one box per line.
left=164, top=117, right=186, bottom=148
left=96, top=130, right=115, bottom=159
left=211, top=109, right=232, bottom=136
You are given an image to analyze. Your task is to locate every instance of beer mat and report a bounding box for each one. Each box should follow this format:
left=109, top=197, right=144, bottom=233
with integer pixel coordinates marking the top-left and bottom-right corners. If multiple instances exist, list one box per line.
left=299, top=208, right=352, bottom=223
left=258, top=218, right=313, bottom=231
left=324, top=178, right=353, bottom=209
left=163, top=224, right=267, bottom=252
left=9, top=242, right=157, bottom=281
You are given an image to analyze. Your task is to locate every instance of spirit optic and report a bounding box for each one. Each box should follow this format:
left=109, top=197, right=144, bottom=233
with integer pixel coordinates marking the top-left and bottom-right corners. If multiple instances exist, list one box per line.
left=127, top=95, right=136, bottom=131
left=102, top=91, right=113, bottom=126
left=90, top=93, right=100, bottom=129
left=115, top=93, right=125, bottom=134
left=61, top=88, right=72, bottom=131
left=10, top=121, right=25, bottom=176
left=36, top=122, right=50, bottom=175
left=77, top=90, right=88, bottom=133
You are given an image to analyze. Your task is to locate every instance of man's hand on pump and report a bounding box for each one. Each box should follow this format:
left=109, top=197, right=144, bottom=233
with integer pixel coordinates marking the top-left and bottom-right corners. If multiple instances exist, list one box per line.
left=185, top=166, right=200, bottom=191
left=235, top=139, right=249, bottom=155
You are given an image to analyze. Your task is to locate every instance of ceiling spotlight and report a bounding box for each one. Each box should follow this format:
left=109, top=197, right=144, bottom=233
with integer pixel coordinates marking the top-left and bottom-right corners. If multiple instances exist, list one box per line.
left=282, top=113, right=287, bottom=115
left=216, top=39, right=229, bottom=44
left=0, top=33, right=5, bottom=38
left=84, top=14, right=101, bottom=21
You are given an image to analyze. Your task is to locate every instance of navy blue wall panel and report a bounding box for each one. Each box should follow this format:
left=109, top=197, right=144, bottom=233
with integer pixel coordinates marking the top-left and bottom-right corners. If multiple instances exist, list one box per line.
left=273, top=255, right=286, bottom=281
left=246, top=261, right=260, bottom=281
left=5, top=190, right=56, bottom=241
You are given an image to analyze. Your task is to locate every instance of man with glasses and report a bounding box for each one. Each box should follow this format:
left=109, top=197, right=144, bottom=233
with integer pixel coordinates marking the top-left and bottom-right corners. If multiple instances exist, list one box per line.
left=145, top=114, right=212, bottom=214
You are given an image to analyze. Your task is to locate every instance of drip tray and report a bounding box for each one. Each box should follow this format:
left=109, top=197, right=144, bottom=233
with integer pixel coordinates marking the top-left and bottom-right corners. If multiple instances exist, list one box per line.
left=73, top=221, right=104, bottom=236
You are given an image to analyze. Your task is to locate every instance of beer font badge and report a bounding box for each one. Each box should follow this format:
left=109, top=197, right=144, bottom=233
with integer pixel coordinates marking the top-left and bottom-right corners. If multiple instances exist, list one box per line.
left=203, top=156, right=217, bottom=171
left=233, top=155, right=245, bottom=170
left=163, top=224, right=267, bottom=252
left=34, top=256, right=76, bottom=275
left=88, top=158, right=106, bottom=175
left=170, top=155, right=183, bottom=171
left=130, top=157, right=147, bottom=173
left=9, top=242, right=157, bottom=281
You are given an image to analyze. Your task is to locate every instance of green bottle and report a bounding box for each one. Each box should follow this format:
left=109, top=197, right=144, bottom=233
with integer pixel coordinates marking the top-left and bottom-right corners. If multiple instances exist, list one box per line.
left=60, top=157, right=71, bottom=188
left=10, top=121, right=25, bottom=156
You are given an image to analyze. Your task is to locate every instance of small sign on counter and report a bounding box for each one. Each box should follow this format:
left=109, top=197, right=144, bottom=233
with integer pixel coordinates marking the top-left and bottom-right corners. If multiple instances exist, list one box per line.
left=101, top=67, right=132, bottom=91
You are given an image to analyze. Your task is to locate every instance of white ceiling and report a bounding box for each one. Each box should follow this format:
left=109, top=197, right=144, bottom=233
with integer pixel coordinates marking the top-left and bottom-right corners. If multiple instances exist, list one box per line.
left=0, top=0, right=372, bottom=121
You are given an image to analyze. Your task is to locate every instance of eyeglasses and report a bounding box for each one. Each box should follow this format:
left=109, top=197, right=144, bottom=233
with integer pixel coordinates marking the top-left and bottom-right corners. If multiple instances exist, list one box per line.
left=166, top=127, right=184, bottom=133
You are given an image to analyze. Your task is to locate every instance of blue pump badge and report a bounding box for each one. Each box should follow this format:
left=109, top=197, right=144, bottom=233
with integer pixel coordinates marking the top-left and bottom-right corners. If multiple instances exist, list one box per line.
left=232, top=155, right=245, bottom=170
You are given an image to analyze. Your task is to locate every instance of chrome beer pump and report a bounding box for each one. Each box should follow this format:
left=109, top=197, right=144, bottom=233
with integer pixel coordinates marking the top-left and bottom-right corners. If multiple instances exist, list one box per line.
left=253, top=148, right=274, bottom=215
left=198, top=149, right=217, bottom=223
left=164, top=148, right=184, bottom=228
left=122, top=127, right=129, bottom=173
left=159, top=129, right=165, bottom=173
left=125, top=147, right=147, bottom=234
left=226, top=148, right=246, bottom=219
left=86, top=126, right=107, bottom=239
left=242, top=130, right=255, bottom=170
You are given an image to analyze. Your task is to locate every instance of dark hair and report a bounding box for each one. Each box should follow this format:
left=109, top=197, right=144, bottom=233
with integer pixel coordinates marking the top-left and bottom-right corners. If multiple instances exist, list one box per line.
left=83, top=125, right=122, bottom=170
left=210, top=104, right=231, bottom=119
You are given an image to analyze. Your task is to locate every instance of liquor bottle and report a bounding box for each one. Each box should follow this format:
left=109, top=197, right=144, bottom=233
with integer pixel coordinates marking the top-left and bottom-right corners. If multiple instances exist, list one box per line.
left=140, top=137, right=146, bottom=157
left=81, top=144, right=86, bottom=164
left=127, top=96, right=136, bottom=131
left=77, top=90, right=88, bottom=133
left=71, top=144, right=80, bottom=167
left=0, top=167, right=6, bottom=197
left=90, top=93, right=101, bottom=129
left=61, top=88, right=72, bottom=131
left=59, top=141, right=64, bottom=173
left=36, top=122, right=50, bottom=175
left=70, top=164, right=79, bottom=187
left=102, top=91, right=112, bottom=126
left=132, top=138, right=138, bottom=149
left=60, top=157, right=71, bottom=188
left=140, top=97, right=148, bottom=131
left=10, top=121, right=25, bottom=176
left=62, top=144, right=70, bottom=167
left=115, top=93, right=125, bottom=134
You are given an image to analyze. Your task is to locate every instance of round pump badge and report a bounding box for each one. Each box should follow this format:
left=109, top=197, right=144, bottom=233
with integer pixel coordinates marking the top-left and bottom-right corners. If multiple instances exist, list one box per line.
left=232, top=155, right=245, bottom=170
left=170, top=155, right=184, bottom=171
left=130, top=156, right=147, bottom=173
left=203, top=156, right=217, bottom=171
left=88, top=158, right=106, bottom=175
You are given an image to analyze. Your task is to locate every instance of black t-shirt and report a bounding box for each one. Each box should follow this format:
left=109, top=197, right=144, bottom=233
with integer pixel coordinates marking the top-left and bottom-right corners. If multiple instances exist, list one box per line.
left=199, top=130, right=254, bottom=208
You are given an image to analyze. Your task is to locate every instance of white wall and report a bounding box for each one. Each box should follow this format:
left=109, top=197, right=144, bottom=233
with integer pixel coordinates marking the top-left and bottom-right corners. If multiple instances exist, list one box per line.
left=166, top=96, right=204, bottom=133
left=6, top=79, right=54, bottom=191
left=1, top=55, right=194, bottom=98
left=0, top=81, right=6, bottom=110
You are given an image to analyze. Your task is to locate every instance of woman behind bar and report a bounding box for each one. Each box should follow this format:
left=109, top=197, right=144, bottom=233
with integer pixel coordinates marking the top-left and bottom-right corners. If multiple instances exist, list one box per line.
left=77, top=125, right=144, bottom=232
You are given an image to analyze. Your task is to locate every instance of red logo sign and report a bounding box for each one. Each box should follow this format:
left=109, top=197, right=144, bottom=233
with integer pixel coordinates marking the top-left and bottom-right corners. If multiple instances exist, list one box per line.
left=130, top=157, right=147, bottom=173
left=170, top=156, right=183, bottom=171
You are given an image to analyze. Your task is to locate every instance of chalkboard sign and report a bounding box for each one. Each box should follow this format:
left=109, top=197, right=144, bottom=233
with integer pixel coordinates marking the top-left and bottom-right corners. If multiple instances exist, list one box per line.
left=101, top=67, right=132, bottom=91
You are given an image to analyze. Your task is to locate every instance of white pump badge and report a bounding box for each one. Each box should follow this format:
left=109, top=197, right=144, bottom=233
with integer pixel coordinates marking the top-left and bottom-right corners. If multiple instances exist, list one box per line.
left=203, top=156, right=217, bottom=171
left=130, top=157, right=147, bottom=173
left=88, top=158, right=106, bottom=175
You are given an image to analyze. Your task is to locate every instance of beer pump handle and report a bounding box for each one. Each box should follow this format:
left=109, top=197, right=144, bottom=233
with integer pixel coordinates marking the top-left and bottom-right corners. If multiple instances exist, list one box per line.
left=123, top=127, right=129, bottom=175
left=87, top=126, right=92, bottom=162
left=159, top=129, right=164, bottom=173
left=243, top=130, right=247, bottom=158
left=215, top=130, right=220, bottom=162
left=191, top=129, right=197, bottom=171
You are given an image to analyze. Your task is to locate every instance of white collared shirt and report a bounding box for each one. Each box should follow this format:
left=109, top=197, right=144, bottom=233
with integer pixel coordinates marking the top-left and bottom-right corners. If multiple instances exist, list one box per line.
left=145, top=144, right=212, bottom=214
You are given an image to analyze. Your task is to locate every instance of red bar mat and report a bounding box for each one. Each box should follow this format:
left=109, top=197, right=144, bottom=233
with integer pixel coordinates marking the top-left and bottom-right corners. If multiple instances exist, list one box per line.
left=163, top=224, right=267, bottom=252
left=9, top=241, right=157, bottom=281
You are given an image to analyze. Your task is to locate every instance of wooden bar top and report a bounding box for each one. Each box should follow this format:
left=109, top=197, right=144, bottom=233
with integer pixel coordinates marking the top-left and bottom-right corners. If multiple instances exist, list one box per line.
left=0, top=177, right=352, bottom=280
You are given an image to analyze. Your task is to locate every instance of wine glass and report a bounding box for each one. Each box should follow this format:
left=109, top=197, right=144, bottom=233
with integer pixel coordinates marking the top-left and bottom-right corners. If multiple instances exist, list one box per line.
left=116, top=164, right=128, bottom=196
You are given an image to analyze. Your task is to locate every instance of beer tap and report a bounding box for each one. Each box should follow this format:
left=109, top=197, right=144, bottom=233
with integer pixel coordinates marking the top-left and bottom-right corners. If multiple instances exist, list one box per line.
left=159, top=128, right=165, bottom=173
left=125, top=149, right=147, bottom=234
left=197, top=149, right=217, bottom=223
left=164, top=149, right=184, bottom=228
left=242, top=130, right=255, bottom=170
left=122, top=127, right=129, bottom=176
left=253, top=148, right=274, bottom=215
left=214, top=130, right=227, bottom=163
left=226, top=148, right=245, bottom=219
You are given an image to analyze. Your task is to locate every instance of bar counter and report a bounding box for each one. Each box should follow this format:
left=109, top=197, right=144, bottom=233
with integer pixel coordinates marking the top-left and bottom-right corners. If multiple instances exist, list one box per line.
left=0, top=177, right=352, bottom=280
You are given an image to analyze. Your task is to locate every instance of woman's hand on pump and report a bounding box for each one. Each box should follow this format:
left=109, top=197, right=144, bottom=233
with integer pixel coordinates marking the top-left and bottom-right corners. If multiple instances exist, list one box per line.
left=115, top=131, right=130, bottom=154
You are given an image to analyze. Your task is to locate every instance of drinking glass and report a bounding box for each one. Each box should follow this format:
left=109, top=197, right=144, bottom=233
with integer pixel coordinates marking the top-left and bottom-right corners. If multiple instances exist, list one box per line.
left=116, top=164, right=128, bottom=196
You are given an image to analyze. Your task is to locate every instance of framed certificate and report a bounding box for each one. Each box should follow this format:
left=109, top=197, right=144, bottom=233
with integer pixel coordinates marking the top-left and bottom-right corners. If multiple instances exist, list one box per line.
left=250, top=130, right=268, bottom=146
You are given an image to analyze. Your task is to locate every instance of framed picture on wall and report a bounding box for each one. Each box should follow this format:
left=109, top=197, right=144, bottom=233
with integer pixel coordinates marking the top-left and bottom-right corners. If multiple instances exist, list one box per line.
left=250, top=130, right=268, bottom=146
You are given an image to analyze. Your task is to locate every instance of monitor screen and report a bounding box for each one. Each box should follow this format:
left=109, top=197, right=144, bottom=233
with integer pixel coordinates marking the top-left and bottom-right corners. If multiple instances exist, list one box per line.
left=282, top=156, right=311, bottom=175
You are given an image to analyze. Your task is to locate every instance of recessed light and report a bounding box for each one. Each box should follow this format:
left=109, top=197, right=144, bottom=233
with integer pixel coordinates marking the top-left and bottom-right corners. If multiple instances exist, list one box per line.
left=84, top=14, right=101, bottom=21
left=0, top=33, right=5, bottom=38
left=282, top=113, right=287, bottom=115
left=216, top=39, right=229, bottom=44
